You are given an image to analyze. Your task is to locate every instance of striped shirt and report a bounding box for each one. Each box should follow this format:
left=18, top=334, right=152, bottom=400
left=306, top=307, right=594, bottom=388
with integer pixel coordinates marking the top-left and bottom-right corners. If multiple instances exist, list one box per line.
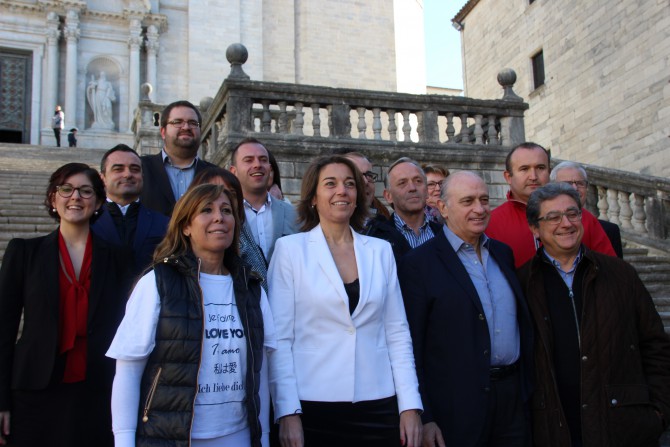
left=393, top=213, right=436, bottom=249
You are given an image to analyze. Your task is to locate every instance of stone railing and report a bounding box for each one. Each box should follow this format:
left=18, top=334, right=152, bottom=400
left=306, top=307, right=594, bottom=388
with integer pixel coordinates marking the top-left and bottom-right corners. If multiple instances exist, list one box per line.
left=582, top=163, right=670, bottom=252
left=198, top=44, right=529, bottom=168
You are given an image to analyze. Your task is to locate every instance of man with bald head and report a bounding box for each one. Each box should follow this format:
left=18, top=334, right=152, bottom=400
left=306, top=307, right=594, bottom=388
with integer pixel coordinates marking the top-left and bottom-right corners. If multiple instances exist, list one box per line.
left=399, top=171, right=533, bottom=447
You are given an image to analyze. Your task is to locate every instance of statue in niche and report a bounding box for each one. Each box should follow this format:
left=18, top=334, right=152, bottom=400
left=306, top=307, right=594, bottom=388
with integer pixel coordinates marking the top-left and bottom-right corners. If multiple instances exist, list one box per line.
left=86, top=71, right=116, bottom=129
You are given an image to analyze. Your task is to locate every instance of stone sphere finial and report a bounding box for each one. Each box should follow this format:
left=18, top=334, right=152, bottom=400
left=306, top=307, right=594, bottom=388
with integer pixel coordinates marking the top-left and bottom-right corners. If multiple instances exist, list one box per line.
left=140, top=83, right=152, bottom=101
left=200, top=96, right=214, bottom=113
left=226, top=43, right=250, bottom=80
left=497, top=68, right=522, bottom=102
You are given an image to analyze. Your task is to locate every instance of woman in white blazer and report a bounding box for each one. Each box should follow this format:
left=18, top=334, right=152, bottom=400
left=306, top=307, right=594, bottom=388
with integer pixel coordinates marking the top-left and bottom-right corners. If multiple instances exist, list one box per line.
left=268, top=155, right=422, bottom=447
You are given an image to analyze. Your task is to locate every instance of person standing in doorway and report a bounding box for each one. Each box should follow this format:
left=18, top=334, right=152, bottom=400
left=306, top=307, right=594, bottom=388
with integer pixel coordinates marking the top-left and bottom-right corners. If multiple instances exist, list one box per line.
left=52, top=105, right=64, bottom=147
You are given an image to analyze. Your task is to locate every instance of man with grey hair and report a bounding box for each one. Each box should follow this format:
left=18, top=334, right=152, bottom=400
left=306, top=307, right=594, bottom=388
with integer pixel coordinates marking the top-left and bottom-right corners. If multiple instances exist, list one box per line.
left=518, top=182, right=670, bottom=447
left=551, top=160, right=622, bottom=257
left=382, top=157, right=441, bottom=257
left=399, top=171, right=533, bottom=446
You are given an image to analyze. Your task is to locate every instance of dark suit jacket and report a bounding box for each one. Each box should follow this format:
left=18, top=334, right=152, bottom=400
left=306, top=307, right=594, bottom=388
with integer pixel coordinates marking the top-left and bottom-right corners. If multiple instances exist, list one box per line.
left=365, top=213, right=442, bottom=265
left=0, top=231, right=132, bottom=410
left=91, top=202, right=169, bottom=279
left=598, top=219, right=623, bottom=258
left=398, top=231, right=533, bottom=446
left=139, top=152, right=215, bottom=216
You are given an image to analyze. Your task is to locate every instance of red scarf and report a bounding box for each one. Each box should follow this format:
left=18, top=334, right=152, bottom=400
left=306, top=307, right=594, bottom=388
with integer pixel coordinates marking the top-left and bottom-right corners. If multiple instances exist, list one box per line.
left=58, top=231, right=92, bottom=383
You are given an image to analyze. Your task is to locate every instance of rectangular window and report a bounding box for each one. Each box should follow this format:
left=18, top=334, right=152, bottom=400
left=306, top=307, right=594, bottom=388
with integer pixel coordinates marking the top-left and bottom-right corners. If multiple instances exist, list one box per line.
left=532, top=50, right=545, bottom=89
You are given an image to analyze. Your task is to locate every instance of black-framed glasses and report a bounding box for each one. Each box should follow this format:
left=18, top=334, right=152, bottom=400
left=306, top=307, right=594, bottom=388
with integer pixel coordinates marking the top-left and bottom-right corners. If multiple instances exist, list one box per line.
left=427, top=180, right=444, bottom=190
left=363, top=171, right=379, bottom=182
left=167, top=119, right=200, bottom=128
left=56, top=184, right=95, bottom=199
left=537, top=208, right=582, bottom=225
left=561, top=180, right=589, bottom=189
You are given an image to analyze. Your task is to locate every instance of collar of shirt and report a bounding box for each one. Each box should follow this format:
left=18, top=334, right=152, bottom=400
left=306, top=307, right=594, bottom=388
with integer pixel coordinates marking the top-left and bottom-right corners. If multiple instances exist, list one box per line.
left=393, top=212, right=430, bottom=233
left=161, top=148, right=197, bottom=170
left=243, top=192, right=272, bottom=213
left=543, top=247, right=583, bottom=286
left=106, top=198, right=140, bottom=216
left=442, top=224, right=489, bottom=254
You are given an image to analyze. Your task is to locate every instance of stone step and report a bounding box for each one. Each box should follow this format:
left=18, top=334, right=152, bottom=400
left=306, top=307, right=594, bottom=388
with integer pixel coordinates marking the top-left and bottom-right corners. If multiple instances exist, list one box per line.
left=0, top=215, right=55, bottom=224
left=623, top=247, right=650, bottom=257
left=627, top=255, right=670, bottom=265
left=0, top=223, right=57, bottom=232
left=638, top=272, right=670, bottom=283
left=0, top=209, right=54, bottom=217
left=634, top=264, right=670, bottom=274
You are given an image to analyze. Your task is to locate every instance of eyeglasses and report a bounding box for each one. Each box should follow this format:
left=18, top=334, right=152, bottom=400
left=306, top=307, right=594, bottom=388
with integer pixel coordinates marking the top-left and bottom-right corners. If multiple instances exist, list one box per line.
left=56, top=184, right=95, bottom=199
left=561, top=180, right=589, bottom=189
left=363, top=171, right=378, bottom=182
left=167, top=119, right=200, bottom=128
left=537, top=208, right=582, bottom=225
left=427, top=180, right=444, bottom=190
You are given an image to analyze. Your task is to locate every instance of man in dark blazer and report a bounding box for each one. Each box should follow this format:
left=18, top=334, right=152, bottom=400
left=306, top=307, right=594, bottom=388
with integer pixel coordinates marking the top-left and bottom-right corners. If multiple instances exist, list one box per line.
left=140, top=100, right=215, bottom=216
left=399, top=171, right=533, bottom=447
left=92, top=144, right=168, bottom=278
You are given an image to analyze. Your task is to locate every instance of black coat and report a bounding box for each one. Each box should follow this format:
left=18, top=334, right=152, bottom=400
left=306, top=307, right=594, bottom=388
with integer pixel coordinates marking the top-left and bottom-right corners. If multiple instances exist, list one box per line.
left=0, top=230, right=132, bottom=410
left=398, top=231, right=534, bottom=446
left=139, top=153, right=215, bottom=216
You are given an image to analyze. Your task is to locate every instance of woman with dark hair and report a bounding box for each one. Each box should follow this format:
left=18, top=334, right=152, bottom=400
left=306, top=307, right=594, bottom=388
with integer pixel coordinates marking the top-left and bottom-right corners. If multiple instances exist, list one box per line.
left=0, top=163, right=132, bottom=446
left=268, top=155, right=423, bottom=447
left=191, top=167, right=268, bottom=293
left=267, top=151, right=286, bottom=202
left=108, top=184, right=275, bottom=447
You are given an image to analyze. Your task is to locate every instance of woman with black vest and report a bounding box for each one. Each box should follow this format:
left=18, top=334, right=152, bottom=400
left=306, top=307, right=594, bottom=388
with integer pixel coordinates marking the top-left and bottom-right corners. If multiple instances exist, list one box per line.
left=108, top=184, right=276, bottom=447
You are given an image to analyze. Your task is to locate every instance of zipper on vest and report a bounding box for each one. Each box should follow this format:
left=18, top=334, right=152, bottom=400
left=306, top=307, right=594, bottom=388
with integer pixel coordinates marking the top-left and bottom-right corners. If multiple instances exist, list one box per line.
left=568, top=289, right=581, bottom=349
left=189, top=258, right=205, bottom=447
left=142, top=366, right=162, bottom=423
left=245, top=301, right=261, bottom=437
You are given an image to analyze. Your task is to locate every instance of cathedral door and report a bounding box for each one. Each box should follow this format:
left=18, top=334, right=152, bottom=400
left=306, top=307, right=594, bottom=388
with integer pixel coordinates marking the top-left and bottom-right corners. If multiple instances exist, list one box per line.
left=0, top=49, right=32, bottom=144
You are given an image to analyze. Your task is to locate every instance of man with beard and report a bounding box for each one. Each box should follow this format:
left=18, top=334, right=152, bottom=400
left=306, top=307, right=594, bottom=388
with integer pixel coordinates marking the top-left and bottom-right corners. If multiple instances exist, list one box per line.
left=229, top=138, right=297, bottom=262
left=487, top=142, right=614, bottom=268
left=140, top=100, right=215, bottom=216
left=92, top=144, right=168, bottom=277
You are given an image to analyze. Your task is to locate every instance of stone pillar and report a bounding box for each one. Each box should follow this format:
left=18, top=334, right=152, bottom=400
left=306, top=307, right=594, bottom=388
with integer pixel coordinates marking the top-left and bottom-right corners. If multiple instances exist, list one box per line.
left=145, top=25, right=159, bottom=100
left=128, top=17, right=143, bottom=130
left=45, top=12, right=61, bottom=127
left=63, top=9, right=81, bottom=128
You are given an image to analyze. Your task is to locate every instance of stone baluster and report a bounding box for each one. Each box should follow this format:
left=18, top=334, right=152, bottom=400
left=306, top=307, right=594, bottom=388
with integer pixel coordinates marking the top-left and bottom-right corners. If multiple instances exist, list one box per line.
left=387, top=109, right=397, bottom=142
left=278, top=101, right=288, bottom=133
left=597, top=186, right=609, bottom=220
left=474, top=114, right=484, bottom=144
left=357, top=107, right=367, bottom=139
left=145, top=25, right=159, bottom=100
left=261, top=100, right=271, bottom=132
left=372, top=108, right=382, bottom=140
left=311, top=104, right=321, bottom=137
left=618, top=191, right=633, bottom=229
left=460, top=114, right=470, bottom=144
left=632, top=193, right=648, bottom=234
left=45, top=12, right=61, bottom=127
left=128, top=17, right=143, bottom=129
left=293, top=102, right=304, bottom=135
left=446, top=113, right=455, bottom=142
left=607, top=189, right=621, bottom=225
left=327, top=105, right=333, bottom=136
left=487, top=115, right=498, bottom=144
left=401, top=110, right=411, bottom=141
left=63, top=9, right=80, bottom=129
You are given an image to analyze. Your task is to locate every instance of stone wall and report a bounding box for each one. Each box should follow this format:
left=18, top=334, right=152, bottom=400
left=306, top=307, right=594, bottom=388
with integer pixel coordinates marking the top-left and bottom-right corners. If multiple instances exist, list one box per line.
left=457, top=0, right=670, bottom=177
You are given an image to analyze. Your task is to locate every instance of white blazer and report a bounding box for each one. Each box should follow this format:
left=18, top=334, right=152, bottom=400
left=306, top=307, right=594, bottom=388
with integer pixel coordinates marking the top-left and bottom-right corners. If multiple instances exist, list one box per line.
left=267, top=224, right=422, bottom=419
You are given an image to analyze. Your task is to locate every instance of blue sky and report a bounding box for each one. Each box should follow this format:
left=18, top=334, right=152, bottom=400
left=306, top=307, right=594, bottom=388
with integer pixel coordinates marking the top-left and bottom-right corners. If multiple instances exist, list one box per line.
left=424, top=0, right=469, bottom=90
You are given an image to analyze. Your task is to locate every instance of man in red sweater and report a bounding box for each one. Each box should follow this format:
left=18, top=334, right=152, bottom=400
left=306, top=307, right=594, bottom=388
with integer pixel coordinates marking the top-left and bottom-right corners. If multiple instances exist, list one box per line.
left=487, top=142, right=615, bottom=268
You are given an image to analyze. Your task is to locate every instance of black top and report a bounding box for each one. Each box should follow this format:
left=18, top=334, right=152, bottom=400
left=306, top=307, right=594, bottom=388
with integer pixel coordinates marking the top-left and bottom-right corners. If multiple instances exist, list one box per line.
left=343, top=278, right=360, bottom=315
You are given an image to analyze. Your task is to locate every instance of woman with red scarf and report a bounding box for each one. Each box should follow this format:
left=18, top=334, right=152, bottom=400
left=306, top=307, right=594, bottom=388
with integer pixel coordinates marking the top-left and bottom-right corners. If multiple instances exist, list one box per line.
left=0, top=163, right=132, bottom=447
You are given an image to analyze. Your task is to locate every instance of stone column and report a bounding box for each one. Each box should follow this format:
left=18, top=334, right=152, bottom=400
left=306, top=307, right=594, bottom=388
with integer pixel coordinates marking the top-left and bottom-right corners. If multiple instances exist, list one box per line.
left=145, top=25, right=159, bottom=100
left=128, top=17, right=143, bottom=130
left=63, top=9, right=81, bottom=128
left=45, top=11, right=61, bottom=127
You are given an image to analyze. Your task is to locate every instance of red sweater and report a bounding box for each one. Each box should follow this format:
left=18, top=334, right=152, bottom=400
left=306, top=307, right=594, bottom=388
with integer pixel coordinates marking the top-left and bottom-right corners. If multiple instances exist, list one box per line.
left=487, top=193, right=616, bottom=268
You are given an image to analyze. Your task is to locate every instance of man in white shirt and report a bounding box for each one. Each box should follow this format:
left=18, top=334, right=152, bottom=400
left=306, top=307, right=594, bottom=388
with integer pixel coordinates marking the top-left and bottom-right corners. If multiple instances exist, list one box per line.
left=229, top=138, right=297, bottom=261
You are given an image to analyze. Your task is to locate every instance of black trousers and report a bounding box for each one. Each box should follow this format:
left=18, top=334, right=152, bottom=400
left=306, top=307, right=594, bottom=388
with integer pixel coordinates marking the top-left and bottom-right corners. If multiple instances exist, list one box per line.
left=9, top=381, right=113, bottom=447
left=477, top=369, right=530, bottom=447
left=300, top=396, right=401, bottom=447
left=52, top=128, right=61, bottom=147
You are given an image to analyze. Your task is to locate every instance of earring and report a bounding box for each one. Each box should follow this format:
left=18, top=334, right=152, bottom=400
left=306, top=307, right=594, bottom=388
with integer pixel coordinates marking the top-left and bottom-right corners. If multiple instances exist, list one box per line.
left=52, top=208, right=56, bottom=212
left=93, top=210, right=100, bottom=216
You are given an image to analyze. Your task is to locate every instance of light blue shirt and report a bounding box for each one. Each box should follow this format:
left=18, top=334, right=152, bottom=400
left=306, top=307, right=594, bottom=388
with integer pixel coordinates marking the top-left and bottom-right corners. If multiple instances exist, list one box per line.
left=443, top=225, right=520, bottom=366
left=393, top=213, right=435, bottom=249
left=544, top=248, right=583, bottom=289
left=244, top=193, right=274, bottom=258
left=161, top=148, right=196, bottom=202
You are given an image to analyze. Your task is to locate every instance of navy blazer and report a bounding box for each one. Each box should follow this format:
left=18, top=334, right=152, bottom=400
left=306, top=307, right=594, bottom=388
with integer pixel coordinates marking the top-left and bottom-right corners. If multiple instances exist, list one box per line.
left=139, top=152, right=215, bottom=216
left=91, top=202, right=169, bottom=279
left=0, top=231, right=132, bottom=410
left=398, top=230, right=533, bottom=446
